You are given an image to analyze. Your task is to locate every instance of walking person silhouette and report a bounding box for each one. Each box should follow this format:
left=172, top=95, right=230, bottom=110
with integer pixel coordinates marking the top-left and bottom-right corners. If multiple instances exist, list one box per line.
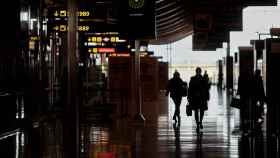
left=237, top=70, right=254, bottom=134
left=166, top=70, right=187, bottom=123
left=188, top=67, right=209, bottom=133
left=252, top=69, right=265, bottom=129
left=203, top=70, right=211, bottom=102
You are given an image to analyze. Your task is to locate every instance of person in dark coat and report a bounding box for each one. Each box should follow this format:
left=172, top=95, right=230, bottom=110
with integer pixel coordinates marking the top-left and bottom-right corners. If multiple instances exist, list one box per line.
left=252, top=69, right=265, bottom=124
left=237, top=71, right=254, bottom=133
left=203, top=70, right=211, bottom=101
left=166, top=70, right=186, bottom=122
left=188, top=67, right=208, bottom=132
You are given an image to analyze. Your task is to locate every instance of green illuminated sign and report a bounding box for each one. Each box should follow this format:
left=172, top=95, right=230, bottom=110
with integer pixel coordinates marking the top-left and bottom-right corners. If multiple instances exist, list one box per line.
left=128, top=0, right=145, bottom=9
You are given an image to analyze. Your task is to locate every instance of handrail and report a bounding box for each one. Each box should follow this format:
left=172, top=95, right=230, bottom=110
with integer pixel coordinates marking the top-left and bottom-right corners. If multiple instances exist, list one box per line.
left=0, top=129, right=20, bottom=140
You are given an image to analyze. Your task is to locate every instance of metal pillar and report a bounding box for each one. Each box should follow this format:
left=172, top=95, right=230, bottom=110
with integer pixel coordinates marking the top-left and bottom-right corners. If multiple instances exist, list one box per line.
left=226, top=42, right=230, bottom=57
left=65, top=0, right=79, bottom=157
left=226, top=42, right=233, bottom=90
left=134, top=40, right=145, bottom=121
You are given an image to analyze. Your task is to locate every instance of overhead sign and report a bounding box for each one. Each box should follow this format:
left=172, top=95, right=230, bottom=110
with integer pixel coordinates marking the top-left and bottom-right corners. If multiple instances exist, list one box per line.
left=52, top=10, right=91, bottom=17
left=118, top=0, right=155, bottom=39
left=129, top=0, right=145, bottom=9
left=80, top=32, right=132, bottom=54
left=88, top=48, right=115, bottom=54
left=192, top=32, right=208, bottom=50
left=47, top=6, right=117, bottom=33
left=51, top=24, right=92, bottom=32
left=194, top=13, right=213, bottom=32
left=48, top=7, right=95, bottom=19
left=192, top=32, right=223, bottom=51
left=208, top=31, right=229, bottom=43
left=86, top=36, right=125, bottom=43
left=98, top=48, right=115, bottom=53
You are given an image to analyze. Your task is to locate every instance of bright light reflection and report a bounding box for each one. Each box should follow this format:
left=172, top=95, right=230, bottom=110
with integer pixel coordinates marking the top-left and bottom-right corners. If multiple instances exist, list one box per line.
left=16, top=132, right=19, bottom=158
left=20, top=12, right=28, bottom=21
left=90, top=127, right=109, bottom=143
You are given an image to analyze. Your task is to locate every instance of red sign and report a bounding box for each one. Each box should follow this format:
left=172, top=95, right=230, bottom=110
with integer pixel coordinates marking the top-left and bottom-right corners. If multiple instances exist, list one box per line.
left=98, top=48, right=115, bottom=53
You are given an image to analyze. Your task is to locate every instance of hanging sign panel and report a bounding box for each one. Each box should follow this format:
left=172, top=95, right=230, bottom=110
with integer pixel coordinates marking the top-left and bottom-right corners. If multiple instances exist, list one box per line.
left=118, top=0, right=155, bottom=39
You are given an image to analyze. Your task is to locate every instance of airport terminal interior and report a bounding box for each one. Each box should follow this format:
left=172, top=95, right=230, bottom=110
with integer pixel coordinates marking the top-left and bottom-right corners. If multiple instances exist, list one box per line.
left=1, top=0, right=280, bottom=157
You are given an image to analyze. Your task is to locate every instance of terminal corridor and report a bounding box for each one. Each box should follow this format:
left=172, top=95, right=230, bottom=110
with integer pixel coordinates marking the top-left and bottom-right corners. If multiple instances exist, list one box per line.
left=80, top=86, right=266, bottom=158
left=2, top=1, right=280, bottom=157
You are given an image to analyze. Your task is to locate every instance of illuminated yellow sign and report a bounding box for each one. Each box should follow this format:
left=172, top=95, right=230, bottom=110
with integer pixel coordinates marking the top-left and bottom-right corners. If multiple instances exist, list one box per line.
left=88, top=48, right=98, bottom=53
left=29, top=41, right=35, bottom=50
left=88, top=48, right=115, bottom=54
left=53, top=10, right=91, bottom=17
left=78, top=11, right=90, bottom=17
left=93, top=37, right=97, bottom=42
left=30, top=36, right=39, bottom=41
left=88, top=37, right=97, bottom=42
left=60, top=25, right=67, bottom=31
left=86, top=36, right=124, bottom=43
left=60, top=10, right=67, bottom=17
left=52, top=25, right=91, bottom=32
left=111, top=37, right=116, bottom=42
left=96, top=37, right=102, bottom=43
left=78, top=25, right=90, bottom=31
left=54, top=11, right=59, bottom=17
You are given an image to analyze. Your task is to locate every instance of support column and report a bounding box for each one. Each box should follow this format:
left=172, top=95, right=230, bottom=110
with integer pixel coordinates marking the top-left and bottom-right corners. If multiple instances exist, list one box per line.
left=226, top=42, right=230, bottom=57
left=134, top=40, right=145, bottom=121
left=226, top=42, right=233, bottom=90
left=65, top=0, right=79, bottom=157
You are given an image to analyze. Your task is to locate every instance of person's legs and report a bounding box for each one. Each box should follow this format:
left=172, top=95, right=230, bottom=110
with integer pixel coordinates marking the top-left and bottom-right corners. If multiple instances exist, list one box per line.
left=241, top=99, right=250, bottom=133
left=177, top=97, right=182, bottom=118
left=171, top=98, right=176, bottom=119
left=194, top=109, right=199, bottom=125
left=175, top=104, right=180, bottom=117
left=172, top=98, right=178, bottom=120
left=174, top=105, right=178, bottom=120
left=173, top=97, right=182, bottom=121
left=199, top=110, right=205, bottom=129
left=194, top=109, right=200, bottom=133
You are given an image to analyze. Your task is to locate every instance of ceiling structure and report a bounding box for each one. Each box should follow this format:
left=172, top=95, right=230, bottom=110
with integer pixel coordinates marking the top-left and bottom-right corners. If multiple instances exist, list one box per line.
left=152, top=0, right=277, bottom=50
left=152, top=0, right=193, bottom=44
left=46, top=0, right=278, bottom=50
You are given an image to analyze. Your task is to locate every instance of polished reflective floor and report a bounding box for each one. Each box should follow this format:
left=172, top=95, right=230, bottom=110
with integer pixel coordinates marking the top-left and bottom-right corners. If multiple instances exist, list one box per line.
left=80, top=86, right=268, bottom=158
left=1, top=86, right=271, bottom=158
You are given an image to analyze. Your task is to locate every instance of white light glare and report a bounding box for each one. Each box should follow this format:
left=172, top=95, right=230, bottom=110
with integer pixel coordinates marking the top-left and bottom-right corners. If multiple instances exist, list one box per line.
left=20, top=12, right=28, bottom=21
left=30, top=18, right=37, bottom=30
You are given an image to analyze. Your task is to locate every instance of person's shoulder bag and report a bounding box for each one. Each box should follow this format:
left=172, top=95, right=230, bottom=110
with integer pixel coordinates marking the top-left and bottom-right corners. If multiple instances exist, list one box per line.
left=230, top=95, right=241, bottom=109
left=186, top=103, right=192, bottom=116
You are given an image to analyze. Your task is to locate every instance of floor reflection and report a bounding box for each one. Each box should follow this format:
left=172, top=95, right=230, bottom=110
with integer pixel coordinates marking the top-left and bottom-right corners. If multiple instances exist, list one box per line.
left=173, top=122, right=181, bottom=158
left=239, top=131, right=265, bottom=158
left=195, top=137, right=203, bottom=158
left=81, top=86, right=244, bottom=158
left=1, top=86, right=272, bottom=158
